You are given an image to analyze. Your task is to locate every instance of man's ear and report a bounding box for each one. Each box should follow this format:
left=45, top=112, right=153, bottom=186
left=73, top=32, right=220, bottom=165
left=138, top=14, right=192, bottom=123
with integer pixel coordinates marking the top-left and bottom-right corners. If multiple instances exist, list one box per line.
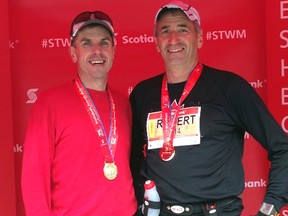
left=69, top=46, right=77, bottom=63
left=155, top=38, right=160, bottom=52
left=198, top=33, right=204, bottom=49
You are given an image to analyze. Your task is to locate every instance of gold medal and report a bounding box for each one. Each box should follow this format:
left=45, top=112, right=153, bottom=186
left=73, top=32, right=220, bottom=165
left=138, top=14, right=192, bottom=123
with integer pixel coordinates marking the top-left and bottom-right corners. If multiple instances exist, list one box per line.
left=103, top=162, right=118, bottom=180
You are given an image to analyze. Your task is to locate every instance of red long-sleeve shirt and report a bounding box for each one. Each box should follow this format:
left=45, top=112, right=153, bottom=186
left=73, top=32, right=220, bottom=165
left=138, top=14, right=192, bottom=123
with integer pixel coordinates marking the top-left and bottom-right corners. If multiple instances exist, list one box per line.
left=22, top=81, right=137, bottom=216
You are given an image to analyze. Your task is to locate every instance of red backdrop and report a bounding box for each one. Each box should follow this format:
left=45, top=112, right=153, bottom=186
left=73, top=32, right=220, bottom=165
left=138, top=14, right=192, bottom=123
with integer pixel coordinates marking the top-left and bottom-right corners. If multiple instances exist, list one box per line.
left=0, top=0, right=16, bottom=215
left=1, top=0, right=287, bottom=215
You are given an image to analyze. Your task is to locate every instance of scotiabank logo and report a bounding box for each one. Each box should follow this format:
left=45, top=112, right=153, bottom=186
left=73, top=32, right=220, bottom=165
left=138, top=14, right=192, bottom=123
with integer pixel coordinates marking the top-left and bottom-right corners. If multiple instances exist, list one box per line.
left=9, top=39, right=19, bottom=49
left=122, top=34, right=154, bottom=44
left=281, top=207, right=288, bottom=216
left=249, top=79, right=266, bottom=89
left=26, top=88, right=38, bottom=104
left=14, top=144, right=23, bottom=153
left=245, top=178, right=267, bottom=188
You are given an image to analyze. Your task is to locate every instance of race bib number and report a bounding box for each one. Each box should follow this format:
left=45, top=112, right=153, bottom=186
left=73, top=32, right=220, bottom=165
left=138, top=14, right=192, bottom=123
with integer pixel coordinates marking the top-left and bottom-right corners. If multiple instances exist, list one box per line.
left=146, top=106, right=201, bottom=149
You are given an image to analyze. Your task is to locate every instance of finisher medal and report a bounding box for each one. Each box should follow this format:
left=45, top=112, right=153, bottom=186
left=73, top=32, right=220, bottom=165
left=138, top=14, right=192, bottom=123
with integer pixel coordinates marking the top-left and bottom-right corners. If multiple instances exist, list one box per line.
left=160, top=62, right=203, bottom=162
left=103, top=162, right=118, bottom=180
left=159, top=142, right=175, bottom=161
left=74, top=76, right=119, bottom=181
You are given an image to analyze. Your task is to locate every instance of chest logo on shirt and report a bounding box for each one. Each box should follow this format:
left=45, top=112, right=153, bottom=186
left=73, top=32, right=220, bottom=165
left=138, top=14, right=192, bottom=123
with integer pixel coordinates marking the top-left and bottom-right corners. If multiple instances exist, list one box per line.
left=146, top=104, right=201, bottom=150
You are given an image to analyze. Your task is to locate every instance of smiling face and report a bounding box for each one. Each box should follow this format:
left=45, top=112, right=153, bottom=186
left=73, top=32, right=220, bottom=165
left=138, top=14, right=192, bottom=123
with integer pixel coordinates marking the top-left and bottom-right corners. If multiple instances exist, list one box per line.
left=69, top=25, right=115, bottom=90
left=155, top=10, right=203, bottom=74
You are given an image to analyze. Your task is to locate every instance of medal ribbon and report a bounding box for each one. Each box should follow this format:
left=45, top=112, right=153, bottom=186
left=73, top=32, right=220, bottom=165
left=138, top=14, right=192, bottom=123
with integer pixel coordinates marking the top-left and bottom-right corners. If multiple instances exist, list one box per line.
left=74, top=75, right=117, bottom=163
left=161, top=62, right=203, bottom=148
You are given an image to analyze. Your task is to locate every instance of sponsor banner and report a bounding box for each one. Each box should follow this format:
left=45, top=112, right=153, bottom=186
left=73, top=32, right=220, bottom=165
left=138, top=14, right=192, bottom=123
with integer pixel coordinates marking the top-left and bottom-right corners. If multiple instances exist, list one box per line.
left=266, top=0, right=288, bottom=134
left=5, top=0, right=286, bottom=215
left=266, top=0, right=288, bottom=213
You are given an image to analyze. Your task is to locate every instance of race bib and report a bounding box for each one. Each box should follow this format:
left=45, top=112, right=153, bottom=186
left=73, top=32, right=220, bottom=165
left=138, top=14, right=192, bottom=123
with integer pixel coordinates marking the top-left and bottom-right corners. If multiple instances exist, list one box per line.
left=146, top=106, right=201, bottom=150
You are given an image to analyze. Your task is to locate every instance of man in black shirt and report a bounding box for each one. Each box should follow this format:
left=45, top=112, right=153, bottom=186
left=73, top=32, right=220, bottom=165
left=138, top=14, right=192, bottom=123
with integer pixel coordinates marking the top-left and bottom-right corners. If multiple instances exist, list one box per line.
left=130, top=1, right=288, bottom=216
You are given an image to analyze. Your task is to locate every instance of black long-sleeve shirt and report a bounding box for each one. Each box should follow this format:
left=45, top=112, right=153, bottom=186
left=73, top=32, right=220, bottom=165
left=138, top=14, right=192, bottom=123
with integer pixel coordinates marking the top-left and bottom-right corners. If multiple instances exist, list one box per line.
left=130, top=64, right=288, bottom=211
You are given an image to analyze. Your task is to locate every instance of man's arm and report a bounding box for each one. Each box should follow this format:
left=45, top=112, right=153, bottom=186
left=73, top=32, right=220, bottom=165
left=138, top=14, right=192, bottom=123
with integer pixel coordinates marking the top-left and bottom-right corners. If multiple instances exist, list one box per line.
left=21, top=101, right=54, bottom=216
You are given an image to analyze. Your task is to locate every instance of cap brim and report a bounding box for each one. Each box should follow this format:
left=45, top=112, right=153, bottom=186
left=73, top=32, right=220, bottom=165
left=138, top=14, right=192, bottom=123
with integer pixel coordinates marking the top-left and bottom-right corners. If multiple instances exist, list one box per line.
left=155, top=3, right=200, bottom=25
left=71, top=19, right=115, bottom=44
left=77, top=19, right=114, bottom=37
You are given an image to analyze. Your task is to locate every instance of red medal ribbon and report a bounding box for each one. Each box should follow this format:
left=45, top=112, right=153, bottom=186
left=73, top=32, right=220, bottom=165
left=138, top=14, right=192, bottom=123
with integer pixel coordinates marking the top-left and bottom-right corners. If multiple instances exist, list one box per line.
left=73, top=75, right=117, bottom=163
left=160, top=62, right=203, bottom=160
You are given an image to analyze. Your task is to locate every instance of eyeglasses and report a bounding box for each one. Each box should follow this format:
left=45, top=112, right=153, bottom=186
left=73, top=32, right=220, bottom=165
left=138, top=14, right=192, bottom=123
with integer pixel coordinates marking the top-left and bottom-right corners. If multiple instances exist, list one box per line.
left=70, top=11, right=114, bottom=43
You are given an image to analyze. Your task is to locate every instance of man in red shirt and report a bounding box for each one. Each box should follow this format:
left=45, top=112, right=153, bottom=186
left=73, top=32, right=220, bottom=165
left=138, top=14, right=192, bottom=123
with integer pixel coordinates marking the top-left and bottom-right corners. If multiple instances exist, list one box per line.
left=22, top=10, right=137, bottom=216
